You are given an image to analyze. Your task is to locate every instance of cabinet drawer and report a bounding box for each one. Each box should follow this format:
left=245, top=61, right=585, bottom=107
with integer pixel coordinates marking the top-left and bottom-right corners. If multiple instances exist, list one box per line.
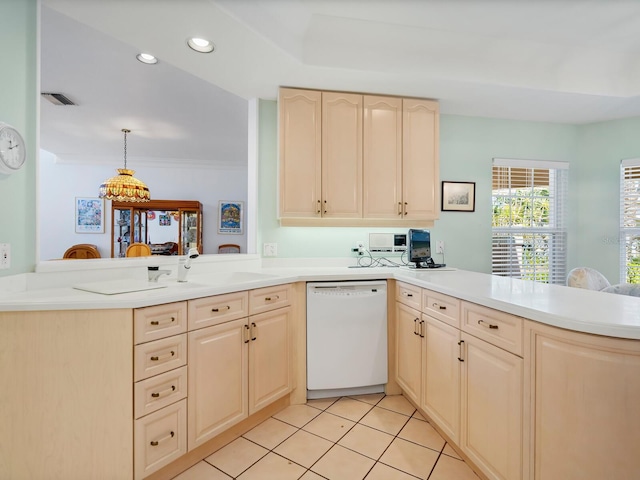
left=134, top=366, right=188, bottom=419
left=461, top=302, right=523, bottom=356
left=188, top=291, right=249, bottom=330
left=423, top=290, right=460, bottom=328
left=134, top=398, right=187, bottom=480
left=396, top=282, right=422, bottom=310
left=134, top=334, right=187, bottom=382
left=134, top=302, right=187, bottom=345
left=249, top=284, right=292, bottom=315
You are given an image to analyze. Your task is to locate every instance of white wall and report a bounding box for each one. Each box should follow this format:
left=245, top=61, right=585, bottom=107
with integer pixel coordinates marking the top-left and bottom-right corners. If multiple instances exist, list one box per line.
left=39, top=150, right=248, bottom=260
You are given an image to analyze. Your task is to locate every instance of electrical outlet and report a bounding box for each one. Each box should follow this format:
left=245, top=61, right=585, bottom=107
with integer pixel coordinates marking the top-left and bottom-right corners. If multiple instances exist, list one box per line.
left=436, top=240, right=445, bottom=254
left=0, top=243, right=10, bottom=269
left=263, top=243, right=277, bottom=257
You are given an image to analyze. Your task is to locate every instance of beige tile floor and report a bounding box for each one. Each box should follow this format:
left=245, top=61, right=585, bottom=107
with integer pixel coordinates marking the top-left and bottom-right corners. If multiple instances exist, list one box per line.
left=172, top=394, right=480, bottom=480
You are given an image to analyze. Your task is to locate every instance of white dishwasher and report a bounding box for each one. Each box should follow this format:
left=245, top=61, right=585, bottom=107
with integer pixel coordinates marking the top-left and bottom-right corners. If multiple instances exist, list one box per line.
left=306, top=280, right=388, bottom=399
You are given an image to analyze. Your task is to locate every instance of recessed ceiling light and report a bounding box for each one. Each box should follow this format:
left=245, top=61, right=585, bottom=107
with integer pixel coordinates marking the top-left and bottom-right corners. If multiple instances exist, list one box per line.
left=187, top=37, right=215, bottom=53
left=136, top=53, right=158, bottom=64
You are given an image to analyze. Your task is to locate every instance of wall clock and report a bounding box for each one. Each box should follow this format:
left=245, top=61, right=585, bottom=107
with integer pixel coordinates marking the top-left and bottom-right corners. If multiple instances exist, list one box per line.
left=0, top=122, right=26, bottom=175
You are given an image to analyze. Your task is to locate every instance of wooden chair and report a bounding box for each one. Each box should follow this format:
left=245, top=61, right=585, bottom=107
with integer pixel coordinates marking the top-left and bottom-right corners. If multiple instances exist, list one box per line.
left=126, top=243, right=152, bottom=257
left=63, top=244, right=101, bottom=259
left=218, top=244, right=240, bottom=254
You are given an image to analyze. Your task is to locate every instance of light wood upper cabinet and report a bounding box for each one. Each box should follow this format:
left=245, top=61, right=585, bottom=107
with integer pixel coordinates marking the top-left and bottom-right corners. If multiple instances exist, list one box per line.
left=322, top=91, right=363, bottom=218
left=402, top=98, right=439, bottom=221
left=279, top=87, right=439, bottom=226
left=363, top=95, right=403, bottom=219
left=278, top=88, right=322, bottom=218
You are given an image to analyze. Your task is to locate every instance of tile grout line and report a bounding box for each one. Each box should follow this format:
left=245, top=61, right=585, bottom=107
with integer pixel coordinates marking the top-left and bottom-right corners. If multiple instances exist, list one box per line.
left=198, top=394, right=454, bottom=480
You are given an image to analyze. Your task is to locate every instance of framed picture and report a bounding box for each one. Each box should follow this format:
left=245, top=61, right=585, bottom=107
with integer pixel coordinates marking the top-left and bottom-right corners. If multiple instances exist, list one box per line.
left=159, top=214, right=171, bottom=226
left=218, top=201, right=244, bottom=234
left=441, top=181, right=476, bottom=212
left=75, top=197, right=104, bottom=233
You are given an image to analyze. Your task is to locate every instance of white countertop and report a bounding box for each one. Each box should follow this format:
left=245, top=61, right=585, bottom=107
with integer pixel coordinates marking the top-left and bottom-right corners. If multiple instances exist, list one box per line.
left=1, top=256, right=639, bottom=340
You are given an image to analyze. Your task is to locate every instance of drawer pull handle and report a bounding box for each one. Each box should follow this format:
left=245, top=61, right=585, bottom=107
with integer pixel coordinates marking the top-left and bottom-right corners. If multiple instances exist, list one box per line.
left=317, top=200, right=321, bottom=214
left=150, top=431, right=174, bottom=447
left=478, top=319, right=499, bottom=329
left=433, top=303, right=446, bottom=310
left=413, top=318, right=419, bottom=336
left=150, top=350, right=175, bottom=362
left=151, top=385, right=176, bottom=398
left=419, top=320, right=425, bottom=338
left=212, top=305, right=231, bottom=313
left=250, top=322, right=257, bottom=341
left=458, top=340, right=465, bottom=362
left=150, top=316, right=176, bottom=326
left=398, top=202, right=403, bottom=216
left=404, top=292, right=413, bottom=297
left=404, top=202, right=408, bottom=214
left=265, top=295, right=279, bottom=301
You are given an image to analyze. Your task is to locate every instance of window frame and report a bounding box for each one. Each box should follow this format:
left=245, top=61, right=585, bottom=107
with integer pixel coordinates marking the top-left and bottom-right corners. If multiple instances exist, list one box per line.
left=491, top=158, right=569, bottom=285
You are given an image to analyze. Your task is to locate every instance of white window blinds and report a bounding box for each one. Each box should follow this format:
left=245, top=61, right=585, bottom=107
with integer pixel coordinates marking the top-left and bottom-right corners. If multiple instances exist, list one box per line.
left=620, top=159, right=640, bottom=284
left=492, top=158, right=569, bottom=284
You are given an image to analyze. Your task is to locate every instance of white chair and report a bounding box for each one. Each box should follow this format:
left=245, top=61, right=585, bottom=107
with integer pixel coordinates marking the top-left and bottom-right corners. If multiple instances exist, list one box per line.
left=566, top=267, right=611, bottom=291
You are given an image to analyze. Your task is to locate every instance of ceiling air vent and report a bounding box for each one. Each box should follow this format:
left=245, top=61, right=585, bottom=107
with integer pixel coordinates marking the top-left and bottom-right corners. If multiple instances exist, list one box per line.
left=41, top=93, right=77, bottom=106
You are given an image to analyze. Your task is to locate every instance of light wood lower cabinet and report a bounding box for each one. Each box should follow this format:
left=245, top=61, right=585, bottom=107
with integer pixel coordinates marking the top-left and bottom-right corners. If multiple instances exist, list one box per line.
left=526, top=321, right=640, bottom=480
left=422, top=315, right=460, bottom=445
left=395, top=288, right=525, bottom=480
left=460, top=331, right=523, bottom=480
left=188, top=317, right=249, bottom=448
left=249, top=307, right=292, bottom=414
left=187, top=302, right=292, bottom=450
left=395, top=301, right=423, bottom=405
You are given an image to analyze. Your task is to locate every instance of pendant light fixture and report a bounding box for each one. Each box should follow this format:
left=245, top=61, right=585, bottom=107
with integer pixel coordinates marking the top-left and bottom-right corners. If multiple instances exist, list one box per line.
left=99, top=128, right=150, bottom=202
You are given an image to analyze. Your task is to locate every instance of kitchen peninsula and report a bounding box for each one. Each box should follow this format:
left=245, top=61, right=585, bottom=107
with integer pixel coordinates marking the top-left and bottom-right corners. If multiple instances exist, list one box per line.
left=1, top=255, right=638, bottom=480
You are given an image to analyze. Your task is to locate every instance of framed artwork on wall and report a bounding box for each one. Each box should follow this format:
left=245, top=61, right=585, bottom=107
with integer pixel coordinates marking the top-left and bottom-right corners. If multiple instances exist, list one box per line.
left=441, top=181, right=476, bottom=212
left=75, top=197, right=104, bottom=233
left=218, top=201, right=244, bottom=234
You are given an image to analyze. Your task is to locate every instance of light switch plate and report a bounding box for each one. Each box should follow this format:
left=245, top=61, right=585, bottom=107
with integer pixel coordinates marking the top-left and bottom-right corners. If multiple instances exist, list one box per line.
left=263, top=243, right=277, bottom=257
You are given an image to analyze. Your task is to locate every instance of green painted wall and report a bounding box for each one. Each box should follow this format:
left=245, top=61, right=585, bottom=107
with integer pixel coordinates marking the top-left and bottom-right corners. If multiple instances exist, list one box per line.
left=257, top=99, right=640, bottom=282
left=573, top=117, right=640, bottom=283
left=0, top=0, right=38, bottom=276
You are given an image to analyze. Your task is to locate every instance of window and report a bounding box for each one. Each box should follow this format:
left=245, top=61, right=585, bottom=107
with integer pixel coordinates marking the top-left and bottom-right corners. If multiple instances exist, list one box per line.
left=620, top=159, right=640, bottom=284
left=492, top=158, right=568, bottom=284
